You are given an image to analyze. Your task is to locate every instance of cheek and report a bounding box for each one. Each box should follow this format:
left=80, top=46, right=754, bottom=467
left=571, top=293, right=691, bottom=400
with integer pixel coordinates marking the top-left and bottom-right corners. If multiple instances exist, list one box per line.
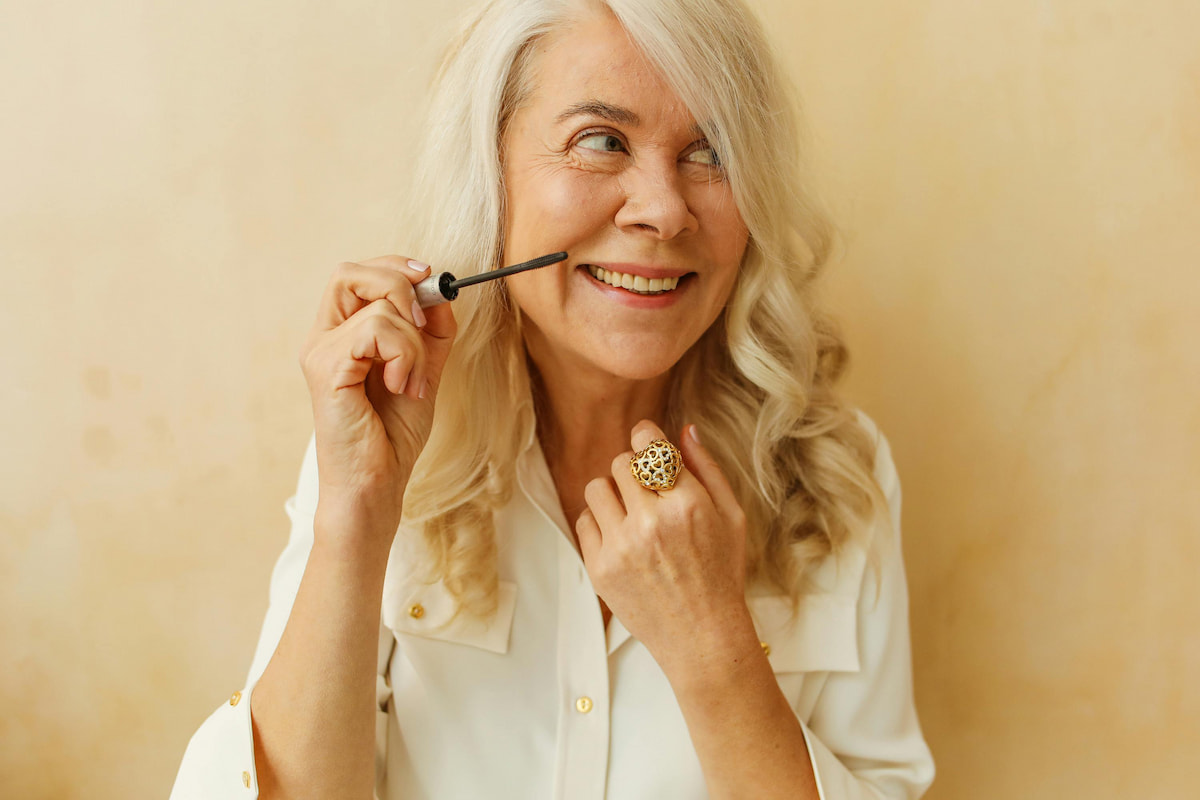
left=700, top=198, right=748, bottom=251
left=706, top=212, right=750, bottom=280
left=509, top=167, right=618, bottom=248
left=506, top=271, right=556, bottom=319
left=698, top=206, right=749, bottom=312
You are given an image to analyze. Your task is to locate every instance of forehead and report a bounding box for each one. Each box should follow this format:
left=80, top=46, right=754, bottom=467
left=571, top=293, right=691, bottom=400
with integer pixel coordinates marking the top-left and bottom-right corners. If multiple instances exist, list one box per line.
left=526, top=10, right=693, bottom=128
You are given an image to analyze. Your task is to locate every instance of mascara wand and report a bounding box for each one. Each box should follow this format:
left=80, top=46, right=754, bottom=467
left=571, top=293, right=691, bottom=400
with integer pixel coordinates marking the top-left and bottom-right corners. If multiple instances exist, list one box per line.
left=414, top=251, right=569, bottom=308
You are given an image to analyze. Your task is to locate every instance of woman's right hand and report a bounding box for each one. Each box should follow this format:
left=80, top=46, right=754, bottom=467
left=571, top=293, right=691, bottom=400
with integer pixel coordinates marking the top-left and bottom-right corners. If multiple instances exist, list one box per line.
left=298, top=256, right=457, bottom=548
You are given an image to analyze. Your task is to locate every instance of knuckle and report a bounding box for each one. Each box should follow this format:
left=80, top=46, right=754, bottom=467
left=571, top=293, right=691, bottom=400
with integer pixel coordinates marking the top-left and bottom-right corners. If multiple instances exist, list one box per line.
left=298, top=346, right=325, bottom=383
left=633, top=508, right=657, bottom=533
left=405, top=326, right=426, bottom=352
left=366, top=297, right=395, bottom=316
left=728, top=505, right=747, bottom=528
left=588, top=560, right=610, bottom=584
left=297, top=334, right=323, bottom=372
left=392, top=278, right=417, bottom=300
left=364, top=313, right=392, bottom=334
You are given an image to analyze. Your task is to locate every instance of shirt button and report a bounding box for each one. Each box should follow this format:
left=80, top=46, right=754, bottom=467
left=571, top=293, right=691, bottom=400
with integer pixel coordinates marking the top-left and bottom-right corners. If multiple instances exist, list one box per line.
left=760, top=642, right=771, bottom=657
left=575, top=696, right=593, bottom=714
left=408, top=603, right=425, bottom=619
left=229, top=691, right=242, bottom=706
left=242, top=771, right=251, bottom=788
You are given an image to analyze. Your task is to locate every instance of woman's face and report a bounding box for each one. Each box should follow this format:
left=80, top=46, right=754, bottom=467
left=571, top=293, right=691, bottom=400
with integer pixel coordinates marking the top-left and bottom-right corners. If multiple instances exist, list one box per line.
left=501, top=9, right=749, bottom=383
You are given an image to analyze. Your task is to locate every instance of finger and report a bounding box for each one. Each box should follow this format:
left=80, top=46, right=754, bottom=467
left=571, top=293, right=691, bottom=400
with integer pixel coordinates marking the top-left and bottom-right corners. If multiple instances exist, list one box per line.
left=678, top=423, right=740, bottom=511
left=359, top=255, right=456, bottom=340
left=382, top=350, right=414, bottom=395
left=629, top=418, right=667, bottom=452
left=611, top=449, right=658, bottom=508
left=342, top=304, right=416, bottom=366
left=576, top=507, right=603, bottom=566
left=583, top=476, right=626, bottom=530
left=626, top=420, right=696, bottom=496
left=324, top=299, right=425, bottom=395
left=317, top=259, right=430, bottom=333
left=349, top=297, right=427, bottom=399
left=415, top=299, right=457, bottom=341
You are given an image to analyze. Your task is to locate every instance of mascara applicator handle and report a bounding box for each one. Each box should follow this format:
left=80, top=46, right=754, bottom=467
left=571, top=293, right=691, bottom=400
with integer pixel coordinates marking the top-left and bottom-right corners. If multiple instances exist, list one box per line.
left=414, top=272, right=460, bottom=308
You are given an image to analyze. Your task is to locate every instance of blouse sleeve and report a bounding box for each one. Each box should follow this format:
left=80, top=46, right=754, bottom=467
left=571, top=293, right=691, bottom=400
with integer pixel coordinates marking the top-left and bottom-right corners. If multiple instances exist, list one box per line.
left=800, top=414, right=936, bottom=799
left=168, top=435, right=393, bottom=800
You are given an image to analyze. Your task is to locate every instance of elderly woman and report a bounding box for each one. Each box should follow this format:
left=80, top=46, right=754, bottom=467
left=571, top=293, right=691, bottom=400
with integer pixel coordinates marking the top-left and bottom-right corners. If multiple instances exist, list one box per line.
left=171, top=0, right=934, bottom=797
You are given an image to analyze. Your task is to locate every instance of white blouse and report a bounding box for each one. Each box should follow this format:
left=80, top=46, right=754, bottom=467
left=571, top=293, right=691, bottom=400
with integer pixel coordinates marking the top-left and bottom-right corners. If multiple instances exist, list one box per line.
left=170, top=412, right=934, bottom=799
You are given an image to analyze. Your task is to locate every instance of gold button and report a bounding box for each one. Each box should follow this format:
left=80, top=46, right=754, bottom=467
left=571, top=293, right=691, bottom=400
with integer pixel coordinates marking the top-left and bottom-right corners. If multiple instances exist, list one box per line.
left=408, top=603, right=425, bottom=619
left=575, top=696, right=593, bottom=714
left=761, top=642, right=771, bottom=657
left=229, top=691, right=242, bottom=706
left=242, top=770, right=251, bottom=788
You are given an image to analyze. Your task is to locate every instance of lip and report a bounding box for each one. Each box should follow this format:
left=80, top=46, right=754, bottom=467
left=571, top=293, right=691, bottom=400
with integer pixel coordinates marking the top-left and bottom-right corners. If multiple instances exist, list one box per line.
left=576, top=264, right=690, bottom=308
left=580, top=262, right=692, bottom=280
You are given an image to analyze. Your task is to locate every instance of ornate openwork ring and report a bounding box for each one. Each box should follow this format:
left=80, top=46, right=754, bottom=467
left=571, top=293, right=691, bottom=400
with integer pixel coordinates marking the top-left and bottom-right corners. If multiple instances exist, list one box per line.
left=630, top=439, right=683, bottom=491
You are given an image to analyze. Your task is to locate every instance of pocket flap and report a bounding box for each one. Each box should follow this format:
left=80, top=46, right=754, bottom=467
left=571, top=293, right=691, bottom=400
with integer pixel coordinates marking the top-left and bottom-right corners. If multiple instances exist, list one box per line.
left=383, top=578, right=518, bottom=655
left=748, top=593, right=859, bottom=673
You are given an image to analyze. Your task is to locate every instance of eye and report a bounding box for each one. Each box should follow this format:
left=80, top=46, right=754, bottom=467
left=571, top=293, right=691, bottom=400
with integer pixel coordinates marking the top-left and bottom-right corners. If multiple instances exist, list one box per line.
left=684, top=142, right=722, bottom=167
left=576, top=132, right=627, bottom=153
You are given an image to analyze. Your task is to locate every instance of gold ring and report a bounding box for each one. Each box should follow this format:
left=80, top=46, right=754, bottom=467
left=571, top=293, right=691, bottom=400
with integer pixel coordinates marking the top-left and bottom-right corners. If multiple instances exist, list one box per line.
left=630, top=439, right=683, bottom=491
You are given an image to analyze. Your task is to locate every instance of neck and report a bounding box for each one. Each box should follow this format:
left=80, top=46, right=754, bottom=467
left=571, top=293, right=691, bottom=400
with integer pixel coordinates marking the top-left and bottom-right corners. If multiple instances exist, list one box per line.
left=524, top=334, right=673, bottom=520
left=530, top=352, right=672, bottom=466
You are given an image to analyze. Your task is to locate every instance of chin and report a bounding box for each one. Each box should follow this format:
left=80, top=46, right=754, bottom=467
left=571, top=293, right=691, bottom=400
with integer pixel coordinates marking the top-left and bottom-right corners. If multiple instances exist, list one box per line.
left=595, top=349, right=684, bottom=382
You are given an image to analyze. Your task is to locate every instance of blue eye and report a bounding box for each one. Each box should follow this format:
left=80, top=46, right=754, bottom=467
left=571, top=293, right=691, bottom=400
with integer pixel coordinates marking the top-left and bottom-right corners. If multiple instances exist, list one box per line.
left=577, top=132, right=626, bottom=153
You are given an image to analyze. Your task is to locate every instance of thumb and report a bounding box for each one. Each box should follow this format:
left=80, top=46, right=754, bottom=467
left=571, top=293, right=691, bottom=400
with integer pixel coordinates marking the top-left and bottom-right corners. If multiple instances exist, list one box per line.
left=679, top=424, right=740, bottom=512
left=417, top=302, right=458, bottom=396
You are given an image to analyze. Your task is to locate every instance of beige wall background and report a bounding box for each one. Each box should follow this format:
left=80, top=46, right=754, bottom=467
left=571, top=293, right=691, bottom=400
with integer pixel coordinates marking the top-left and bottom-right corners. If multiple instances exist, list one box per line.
left=2, top=0, right=1196, bottom=797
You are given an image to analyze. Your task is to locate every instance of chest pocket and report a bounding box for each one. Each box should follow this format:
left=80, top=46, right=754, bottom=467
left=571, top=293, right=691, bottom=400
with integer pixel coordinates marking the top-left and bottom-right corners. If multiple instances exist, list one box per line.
left=382, top=576, right=519, bottom=654
left=748, top=592, right=860, bottom=673
left=747, top=539, right=868, bottom=674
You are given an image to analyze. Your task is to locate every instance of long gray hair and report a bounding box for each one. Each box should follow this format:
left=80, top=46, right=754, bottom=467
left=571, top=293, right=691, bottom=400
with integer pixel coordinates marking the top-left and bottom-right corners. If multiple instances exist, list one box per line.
left=399, top=0, right=888, bottom=620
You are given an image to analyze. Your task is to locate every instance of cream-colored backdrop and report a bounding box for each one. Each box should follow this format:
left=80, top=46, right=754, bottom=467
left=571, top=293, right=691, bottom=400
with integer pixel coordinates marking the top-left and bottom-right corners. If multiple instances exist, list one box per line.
left=2, top=0, right=1196, bottom=797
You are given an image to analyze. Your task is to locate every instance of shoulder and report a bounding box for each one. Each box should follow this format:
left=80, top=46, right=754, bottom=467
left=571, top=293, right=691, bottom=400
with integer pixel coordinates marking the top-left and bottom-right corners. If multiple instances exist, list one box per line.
left=852, top=408, right=902, bottom=534
left=796, top=409, right=901, bottom=599
left=852, top=409, right=898, bottom=488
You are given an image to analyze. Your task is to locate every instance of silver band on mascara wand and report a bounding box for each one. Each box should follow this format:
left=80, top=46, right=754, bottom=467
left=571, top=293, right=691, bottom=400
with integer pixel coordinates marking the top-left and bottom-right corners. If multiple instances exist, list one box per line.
left=414, top=251, right=569, bottom=308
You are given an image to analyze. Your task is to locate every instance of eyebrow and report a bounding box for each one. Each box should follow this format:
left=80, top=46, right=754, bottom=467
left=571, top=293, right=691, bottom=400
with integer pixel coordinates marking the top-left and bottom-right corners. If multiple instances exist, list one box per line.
left=555, top=99, right=707, bottom=137
left=555, top=100, right=639, bottom=126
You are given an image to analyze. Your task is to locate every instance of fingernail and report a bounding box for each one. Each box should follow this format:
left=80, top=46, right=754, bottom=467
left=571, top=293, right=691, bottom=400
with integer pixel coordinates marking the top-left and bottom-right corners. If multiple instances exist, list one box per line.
left=418, top=379, right=428, bottom=400
left=688, top=424, right=701, bottom=443
left=411, top=299, right=427, bottom=328
left=397, top=373, right=409, bottom=395
left=406, top=259, right=431, bottom=274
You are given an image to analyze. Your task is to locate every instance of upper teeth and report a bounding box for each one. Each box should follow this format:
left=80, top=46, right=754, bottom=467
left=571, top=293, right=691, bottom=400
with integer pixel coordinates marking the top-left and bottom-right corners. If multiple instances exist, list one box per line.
left=585, top=265, right=681, bottom=294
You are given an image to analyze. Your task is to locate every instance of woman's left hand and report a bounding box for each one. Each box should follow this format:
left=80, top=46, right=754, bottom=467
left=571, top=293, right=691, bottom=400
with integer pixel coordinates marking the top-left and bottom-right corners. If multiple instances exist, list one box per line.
left=576, top=420, right=756, bottom=681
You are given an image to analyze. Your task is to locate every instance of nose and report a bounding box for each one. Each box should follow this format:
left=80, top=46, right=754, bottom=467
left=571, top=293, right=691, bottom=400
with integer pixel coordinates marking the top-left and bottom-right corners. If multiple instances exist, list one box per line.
left=613, top=159, right=699, bottom=240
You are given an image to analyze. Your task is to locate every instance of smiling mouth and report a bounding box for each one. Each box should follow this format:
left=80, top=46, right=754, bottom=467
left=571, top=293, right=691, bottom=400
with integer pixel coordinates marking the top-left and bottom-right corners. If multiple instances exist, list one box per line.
left=582, top=264, right=686, bottom=295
